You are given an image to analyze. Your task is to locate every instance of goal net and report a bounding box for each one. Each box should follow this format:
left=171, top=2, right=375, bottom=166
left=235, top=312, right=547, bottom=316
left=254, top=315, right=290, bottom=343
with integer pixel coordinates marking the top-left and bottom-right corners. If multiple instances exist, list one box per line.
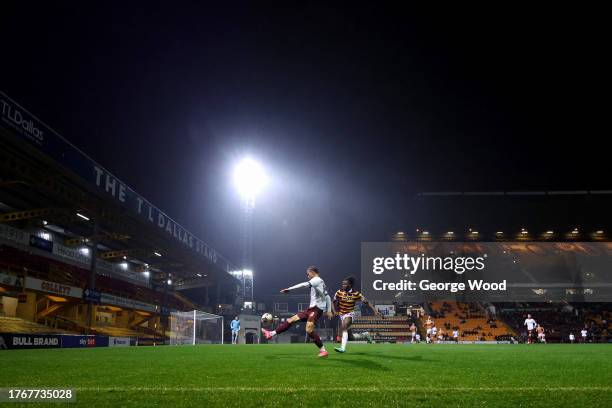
left=169, top=310, right=224, bottom=345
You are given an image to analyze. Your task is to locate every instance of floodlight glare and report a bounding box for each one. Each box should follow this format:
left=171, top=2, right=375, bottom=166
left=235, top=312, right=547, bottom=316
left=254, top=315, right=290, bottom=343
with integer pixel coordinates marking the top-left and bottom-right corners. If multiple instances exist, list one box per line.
left=234, top=158, right=267, bottom=200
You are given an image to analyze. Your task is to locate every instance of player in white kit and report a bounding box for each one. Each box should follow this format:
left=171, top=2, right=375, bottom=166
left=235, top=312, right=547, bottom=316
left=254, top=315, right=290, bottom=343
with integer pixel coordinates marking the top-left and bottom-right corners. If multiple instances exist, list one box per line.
left=524, top=314, right=537, bottom=344
left=431, top=326, right=438, bottom=344
left=425, top=317, right=434, bottom=343
left=261, top=266, right=333, bottom=357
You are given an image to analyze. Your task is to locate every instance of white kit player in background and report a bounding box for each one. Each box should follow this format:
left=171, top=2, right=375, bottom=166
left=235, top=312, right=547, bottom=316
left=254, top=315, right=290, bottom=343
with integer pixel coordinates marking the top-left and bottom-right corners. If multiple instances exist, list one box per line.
left=569, top=332, right=576, bottom=343
left=452, top=329, right=459, bottom=343
left=581, top=328, right=588, bottom=343
left=524, top=314, right=537, bottom=344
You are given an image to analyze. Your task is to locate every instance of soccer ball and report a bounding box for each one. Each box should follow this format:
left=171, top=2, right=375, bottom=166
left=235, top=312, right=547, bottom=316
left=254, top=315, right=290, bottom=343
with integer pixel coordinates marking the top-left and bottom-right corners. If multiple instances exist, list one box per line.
left=261, top=313, right=273, bottom=323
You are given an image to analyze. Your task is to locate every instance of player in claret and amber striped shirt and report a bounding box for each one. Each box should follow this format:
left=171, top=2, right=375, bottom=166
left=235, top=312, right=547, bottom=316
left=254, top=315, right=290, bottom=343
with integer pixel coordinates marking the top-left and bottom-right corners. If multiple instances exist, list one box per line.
left=333, top=276, right=381, bottom=353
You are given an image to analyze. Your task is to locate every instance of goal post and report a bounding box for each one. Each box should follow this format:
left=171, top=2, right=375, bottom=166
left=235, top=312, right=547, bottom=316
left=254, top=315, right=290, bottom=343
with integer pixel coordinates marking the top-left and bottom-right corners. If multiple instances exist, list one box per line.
left=169, top=310, right=224, bottom=345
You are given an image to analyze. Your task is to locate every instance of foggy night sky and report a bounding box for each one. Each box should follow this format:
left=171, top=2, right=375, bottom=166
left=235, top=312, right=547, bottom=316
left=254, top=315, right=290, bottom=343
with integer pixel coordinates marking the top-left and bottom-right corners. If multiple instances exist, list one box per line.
left=1, top=3, right=609, bottom=293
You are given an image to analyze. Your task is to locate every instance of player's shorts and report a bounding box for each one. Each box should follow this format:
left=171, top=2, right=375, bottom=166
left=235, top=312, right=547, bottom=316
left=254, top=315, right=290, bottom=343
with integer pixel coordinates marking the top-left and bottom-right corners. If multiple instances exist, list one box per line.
left=426, top=328, right=432, bottom=334
left=339, top=312, right=355, bottom=321
left=537, top=333, right=544, bottom=339
left=296, top=306, right=323, bottom=323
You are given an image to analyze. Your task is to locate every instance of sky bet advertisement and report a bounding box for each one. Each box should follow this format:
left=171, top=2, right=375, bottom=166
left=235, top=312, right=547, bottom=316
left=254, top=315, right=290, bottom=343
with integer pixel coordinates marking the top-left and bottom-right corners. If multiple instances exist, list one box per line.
left=361, top=241, right=612, bottom=303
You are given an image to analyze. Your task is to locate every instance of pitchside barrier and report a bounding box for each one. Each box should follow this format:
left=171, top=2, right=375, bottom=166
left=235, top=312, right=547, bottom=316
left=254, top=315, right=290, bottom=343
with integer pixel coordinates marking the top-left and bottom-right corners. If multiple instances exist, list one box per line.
left=0, top=333, right=135, bottom=350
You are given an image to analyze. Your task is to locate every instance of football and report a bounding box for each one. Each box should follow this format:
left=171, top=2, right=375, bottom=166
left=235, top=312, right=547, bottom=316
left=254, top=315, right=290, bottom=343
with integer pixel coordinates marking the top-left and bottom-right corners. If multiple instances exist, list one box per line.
left=261, top=313, right=273, bottom=323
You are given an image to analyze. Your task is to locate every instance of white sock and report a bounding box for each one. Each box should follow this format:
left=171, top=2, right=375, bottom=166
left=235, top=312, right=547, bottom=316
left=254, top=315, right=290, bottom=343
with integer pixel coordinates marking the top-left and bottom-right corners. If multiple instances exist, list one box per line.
left=341, top=330, right=348, bottom=350
left=320, top=346, right=326, bottom=351
left=270, top=331, right=276, bottom=337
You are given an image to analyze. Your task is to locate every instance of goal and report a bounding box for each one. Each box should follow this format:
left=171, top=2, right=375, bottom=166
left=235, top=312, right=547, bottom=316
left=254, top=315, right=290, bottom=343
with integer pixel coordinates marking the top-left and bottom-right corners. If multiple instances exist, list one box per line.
left=169, top=310, right=224, bottom=345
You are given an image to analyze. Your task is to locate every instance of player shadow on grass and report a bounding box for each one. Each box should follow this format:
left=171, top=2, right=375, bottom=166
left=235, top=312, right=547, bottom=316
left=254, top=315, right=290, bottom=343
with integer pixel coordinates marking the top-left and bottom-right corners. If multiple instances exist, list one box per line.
left=264, top=352, right=434, bottom=368
left=264, top=354, right=390, bottom=371
left=346, top=352, right=437, bottom=364
left=324, top=357, right=390, bottom=371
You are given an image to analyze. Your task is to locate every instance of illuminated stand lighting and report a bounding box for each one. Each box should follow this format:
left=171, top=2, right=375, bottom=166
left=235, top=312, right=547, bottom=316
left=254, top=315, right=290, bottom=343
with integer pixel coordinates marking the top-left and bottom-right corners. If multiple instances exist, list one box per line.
left=76, top=212, right=90, bottom=221
left=233, top=158, right=268, bottom=309
left=392, top=231, right=406, bottom=242
left=230, top=269, right=254, bottom=309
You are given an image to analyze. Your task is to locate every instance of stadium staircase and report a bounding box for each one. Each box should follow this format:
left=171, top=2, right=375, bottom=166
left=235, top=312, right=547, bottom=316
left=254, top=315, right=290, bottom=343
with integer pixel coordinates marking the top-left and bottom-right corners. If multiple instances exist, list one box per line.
left=0, top=316, right=76, bottom=334
left=36, top=297, right=70, bottom=319
left=351, top=315, right=416, bottom=343
left=129, top=312, right=155, bottom=328
left=50, top=316, right=89, bottom=334
left=424, top=301, right=515, bottom=341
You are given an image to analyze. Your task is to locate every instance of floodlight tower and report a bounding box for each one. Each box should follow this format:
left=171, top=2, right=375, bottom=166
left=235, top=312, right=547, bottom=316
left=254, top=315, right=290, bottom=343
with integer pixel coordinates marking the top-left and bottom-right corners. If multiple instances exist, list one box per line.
left=233, top=158, right=267, bottom=308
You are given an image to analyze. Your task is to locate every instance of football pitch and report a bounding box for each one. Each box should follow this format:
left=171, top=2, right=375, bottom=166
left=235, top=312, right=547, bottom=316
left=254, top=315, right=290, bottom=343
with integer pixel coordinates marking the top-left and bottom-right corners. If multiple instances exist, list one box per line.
left=1, top=343, right=611, bottom=407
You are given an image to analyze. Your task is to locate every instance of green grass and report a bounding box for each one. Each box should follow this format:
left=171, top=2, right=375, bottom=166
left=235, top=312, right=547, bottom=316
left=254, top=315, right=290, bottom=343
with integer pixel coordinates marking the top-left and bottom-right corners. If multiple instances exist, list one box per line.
left=1, top=343, right=611, bottom=407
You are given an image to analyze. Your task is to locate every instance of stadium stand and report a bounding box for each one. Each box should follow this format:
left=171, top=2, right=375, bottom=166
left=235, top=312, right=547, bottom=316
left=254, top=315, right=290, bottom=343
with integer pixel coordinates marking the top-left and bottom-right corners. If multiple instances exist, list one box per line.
left=351, top=315, right=417, bottom=343
left=424, top=301, right=516, bottom=341
left=500, top=303, right=610, bottom=343
left=0, top=91, right=239, bottom=347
